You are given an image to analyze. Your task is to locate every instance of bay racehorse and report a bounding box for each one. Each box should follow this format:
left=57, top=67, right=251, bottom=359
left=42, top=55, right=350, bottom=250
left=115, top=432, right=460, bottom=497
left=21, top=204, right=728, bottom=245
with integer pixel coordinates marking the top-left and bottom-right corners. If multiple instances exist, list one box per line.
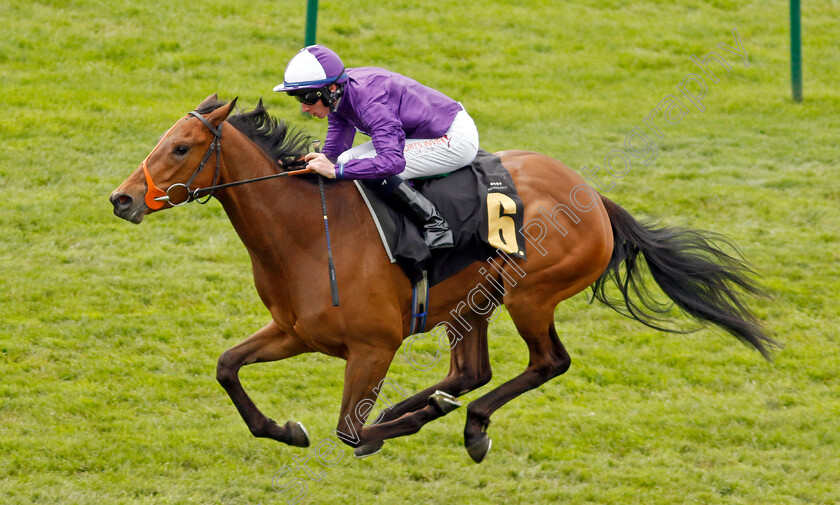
left=110, top=95, right=776, bottom=462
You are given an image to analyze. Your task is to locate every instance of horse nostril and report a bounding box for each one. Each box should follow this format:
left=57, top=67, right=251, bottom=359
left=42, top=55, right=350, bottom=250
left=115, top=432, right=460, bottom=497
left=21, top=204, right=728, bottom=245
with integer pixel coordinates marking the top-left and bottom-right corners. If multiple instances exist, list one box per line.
left=110, top=192, right=134, bottom=211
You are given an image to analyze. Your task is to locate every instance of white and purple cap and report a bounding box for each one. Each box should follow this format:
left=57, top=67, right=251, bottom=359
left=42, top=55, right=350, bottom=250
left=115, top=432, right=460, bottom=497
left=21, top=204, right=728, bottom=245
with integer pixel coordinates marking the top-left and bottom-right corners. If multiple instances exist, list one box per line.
left=273, top=45, right=348, bottom=92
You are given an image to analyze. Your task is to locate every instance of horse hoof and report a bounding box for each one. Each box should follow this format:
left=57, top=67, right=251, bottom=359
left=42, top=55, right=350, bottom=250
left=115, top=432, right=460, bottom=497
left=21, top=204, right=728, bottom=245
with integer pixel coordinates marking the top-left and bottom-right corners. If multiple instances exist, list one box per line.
left=466, top=435, right=492, bottom=463
left=354, top=440, right=384, bottom=458
left=284, top=421, right=311, bottom=447
left=429, top=390, right=462, bottom=415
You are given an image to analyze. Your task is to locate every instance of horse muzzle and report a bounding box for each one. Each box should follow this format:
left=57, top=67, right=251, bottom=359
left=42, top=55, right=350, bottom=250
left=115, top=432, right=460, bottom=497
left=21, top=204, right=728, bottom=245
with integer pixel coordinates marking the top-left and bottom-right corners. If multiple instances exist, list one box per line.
left=109, top=190, right=146, bottom=224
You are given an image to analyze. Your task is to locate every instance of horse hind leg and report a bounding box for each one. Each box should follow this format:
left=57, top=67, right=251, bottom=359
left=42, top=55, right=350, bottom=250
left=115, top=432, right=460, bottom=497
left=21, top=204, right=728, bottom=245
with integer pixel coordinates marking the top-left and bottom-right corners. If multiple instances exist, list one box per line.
left=463, top=302, right=571, bottom=463
left=216, top=321, right=314, bottom=447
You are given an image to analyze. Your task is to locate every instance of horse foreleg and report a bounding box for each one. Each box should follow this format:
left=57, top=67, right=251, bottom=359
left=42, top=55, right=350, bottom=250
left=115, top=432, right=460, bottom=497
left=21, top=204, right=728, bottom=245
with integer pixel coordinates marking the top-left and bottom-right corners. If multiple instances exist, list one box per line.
left=344, top=315, right=493, bottom=458
left=216, top=321, right=313, bottom=446
left=332, top=344, right=455, bottom=455
left=377, top=312, right=493, bottom=425
left=329, top=345, right=397, bottom=453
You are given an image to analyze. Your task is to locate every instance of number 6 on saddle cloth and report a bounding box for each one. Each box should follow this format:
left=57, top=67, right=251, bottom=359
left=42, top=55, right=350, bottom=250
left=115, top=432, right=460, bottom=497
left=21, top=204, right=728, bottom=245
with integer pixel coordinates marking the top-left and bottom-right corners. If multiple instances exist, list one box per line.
left=353, top=150, right=527, bottom=333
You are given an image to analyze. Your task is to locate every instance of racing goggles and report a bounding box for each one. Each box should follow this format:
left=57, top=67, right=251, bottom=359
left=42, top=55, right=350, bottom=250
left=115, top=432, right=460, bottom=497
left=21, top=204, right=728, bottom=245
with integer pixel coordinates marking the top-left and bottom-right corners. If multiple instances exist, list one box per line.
left=291, top=88, right=324, bottom=106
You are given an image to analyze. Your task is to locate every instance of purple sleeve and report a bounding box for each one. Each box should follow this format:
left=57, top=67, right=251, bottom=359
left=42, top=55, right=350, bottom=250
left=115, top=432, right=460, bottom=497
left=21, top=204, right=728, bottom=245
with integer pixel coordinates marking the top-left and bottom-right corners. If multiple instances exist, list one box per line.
left=339, top=102, right=406, bottom=180
left=322, top=114, right=356, bottom=162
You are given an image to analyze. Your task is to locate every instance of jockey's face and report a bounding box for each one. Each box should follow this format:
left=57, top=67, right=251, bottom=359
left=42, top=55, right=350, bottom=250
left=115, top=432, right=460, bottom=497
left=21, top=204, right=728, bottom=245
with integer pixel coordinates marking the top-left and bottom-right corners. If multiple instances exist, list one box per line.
left=301, top=99, right=329, bottom=119
left=299, top=84, right=337, bottom=119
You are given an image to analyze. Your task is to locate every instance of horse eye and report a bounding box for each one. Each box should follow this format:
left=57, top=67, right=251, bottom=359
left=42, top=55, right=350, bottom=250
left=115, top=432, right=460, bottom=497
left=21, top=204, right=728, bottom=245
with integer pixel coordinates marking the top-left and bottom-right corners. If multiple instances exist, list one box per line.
left=174, top=145, right=190, bottom=156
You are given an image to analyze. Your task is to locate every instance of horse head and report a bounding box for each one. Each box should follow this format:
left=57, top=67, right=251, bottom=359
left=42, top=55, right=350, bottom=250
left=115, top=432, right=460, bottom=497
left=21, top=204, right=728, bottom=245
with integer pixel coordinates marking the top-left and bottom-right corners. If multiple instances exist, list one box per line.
left=110, top=94, right=237, bottom=223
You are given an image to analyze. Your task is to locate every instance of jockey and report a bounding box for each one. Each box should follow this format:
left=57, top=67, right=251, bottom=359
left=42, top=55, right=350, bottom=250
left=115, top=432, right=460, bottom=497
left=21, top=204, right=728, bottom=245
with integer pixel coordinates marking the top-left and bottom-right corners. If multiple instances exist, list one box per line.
left=273, top=45, right=480, bottom=250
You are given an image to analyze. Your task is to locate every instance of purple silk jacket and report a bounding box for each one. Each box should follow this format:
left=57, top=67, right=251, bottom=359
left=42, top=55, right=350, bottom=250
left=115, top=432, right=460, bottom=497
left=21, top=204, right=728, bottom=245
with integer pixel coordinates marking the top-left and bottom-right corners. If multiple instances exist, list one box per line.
left=322, top=67, right=463, bottom=180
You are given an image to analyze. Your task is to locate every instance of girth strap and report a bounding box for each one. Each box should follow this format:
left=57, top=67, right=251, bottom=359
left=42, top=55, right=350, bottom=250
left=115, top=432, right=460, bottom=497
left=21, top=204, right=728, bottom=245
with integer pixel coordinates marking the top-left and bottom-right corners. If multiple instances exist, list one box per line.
left=409, top=270, right=429, bottom=335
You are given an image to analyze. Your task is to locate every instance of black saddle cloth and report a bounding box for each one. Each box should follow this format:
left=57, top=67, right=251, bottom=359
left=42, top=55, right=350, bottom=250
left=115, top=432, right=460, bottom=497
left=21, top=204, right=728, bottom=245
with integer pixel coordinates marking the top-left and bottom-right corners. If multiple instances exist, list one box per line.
left=357, top=150, right=526, bottom=286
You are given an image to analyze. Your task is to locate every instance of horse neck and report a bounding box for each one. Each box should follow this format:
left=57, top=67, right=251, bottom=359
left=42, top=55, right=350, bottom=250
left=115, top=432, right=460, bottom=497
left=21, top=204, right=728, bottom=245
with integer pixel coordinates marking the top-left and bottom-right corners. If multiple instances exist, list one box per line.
left=213, top=126, right=321, bottom=263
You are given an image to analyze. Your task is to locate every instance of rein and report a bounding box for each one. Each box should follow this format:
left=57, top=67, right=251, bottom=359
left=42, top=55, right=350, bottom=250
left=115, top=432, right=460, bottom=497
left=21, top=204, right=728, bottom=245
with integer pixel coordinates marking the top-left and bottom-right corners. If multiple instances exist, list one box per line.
left=190, top=165, right=311, bottom=199
left=143, top=110, right=311, bottom=209
left=142, top=107, right=339, bottom=305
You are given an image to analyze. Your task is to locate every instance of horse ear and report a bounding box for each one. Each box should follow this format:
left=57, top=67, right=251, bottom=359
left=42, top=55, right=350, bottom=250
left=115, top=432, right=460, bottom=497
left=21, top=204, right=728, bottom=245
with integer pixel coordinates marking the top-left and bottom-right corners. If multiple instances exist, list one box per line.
left=196, top=93, right=220, bottom=110
left=207, top=97, right=238, bottom=126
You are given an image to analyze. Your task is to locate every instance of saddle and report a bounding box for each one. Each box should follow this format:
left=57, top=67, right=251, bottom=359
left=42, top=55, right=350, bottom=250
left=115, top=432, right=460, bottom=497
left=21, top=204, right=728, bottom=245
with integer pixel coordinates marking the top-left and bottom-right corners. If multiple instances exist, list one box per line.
left=355, top=150, right=527, bottom=287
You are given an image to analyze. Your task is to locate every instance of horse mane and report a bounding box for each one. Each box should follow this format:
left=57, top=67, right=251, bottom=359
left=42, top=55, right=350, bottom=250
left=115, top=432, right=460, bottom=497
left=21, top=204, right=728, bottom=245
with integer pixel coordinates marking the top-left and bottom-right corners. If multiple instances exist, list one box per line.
left=197, top=98, right=311, bottom=169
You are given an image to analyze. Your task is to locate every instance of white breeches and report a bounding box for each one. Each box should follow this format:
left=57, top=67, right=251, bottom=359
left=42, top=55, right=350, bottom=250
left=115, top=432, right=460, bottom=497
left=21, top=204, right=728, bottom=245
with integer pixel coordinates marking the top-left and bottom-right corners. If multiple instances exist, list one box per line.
left=336, top=108, right=479, bottom=179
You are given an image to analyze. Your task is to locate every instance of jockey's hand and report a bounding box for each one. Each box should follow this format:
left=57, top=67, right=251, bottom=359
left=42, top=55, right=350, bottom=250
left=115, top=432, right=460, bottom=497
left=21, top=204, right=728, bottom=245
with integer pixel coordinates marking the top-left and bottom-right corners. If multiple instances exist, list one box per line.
left=304, top=153, right=336, bottom=179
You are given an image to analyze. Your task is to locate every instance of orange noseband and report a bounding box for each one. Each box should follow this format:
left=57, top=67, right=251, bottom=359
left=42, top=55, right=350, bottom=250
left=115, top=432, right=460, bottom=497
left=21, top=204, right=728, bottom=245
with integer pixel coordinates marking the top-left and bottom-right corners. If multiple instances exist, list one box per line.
left=142, top=160, right=168, bottom=210
left=140, top=118, right=184, bottom=211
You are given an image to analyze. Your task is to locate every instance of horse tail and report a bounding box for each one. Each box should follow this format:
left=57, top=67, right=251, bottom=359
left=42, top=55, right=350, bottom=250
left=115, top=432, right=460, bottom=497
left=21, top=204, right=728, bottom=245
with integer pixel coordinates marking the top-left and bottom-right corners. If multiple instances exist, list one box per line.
left=591, top=196, right=778, bottom=360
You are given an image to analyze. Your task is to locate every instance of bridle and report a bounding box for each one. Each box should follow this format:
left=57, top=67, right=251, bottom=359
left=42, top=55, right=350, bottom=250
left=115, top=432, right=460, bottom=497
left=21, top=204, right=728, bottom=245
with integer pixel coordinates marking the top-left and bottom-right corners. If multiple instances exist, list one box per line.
left=140, top=108, right=338, bottom=305
left=142, top=110, right=310, bottom=210
left=142, top=111, right=222, bottom=210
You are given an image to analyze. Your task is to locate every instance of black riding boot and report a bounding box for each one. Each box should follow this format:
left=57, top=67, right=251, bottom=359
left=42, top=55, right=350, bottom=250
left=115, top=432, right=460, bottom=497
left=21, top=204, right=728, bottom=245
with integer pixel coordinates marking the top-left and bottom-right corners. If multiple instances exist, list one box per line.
left=389, top=181, right=454, bottom=250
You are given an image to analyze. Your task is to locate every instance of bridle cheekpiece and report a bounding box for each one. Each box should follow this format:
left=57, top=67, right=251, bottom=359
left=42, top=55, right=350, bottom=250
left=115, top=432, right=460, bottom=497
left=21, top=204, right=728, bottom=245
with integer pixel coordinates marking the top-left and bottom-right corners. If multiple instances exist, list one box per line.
left=142, top=110, right=223, bottom=210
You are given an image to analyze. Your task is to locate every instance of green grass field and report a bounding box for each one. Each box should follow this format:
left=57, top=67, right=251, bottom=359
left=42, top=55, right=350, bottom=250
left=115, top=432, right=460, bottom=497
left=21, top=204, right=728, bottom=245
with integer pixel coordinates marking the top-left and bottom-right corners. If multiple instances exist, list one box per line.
left=2, top=0, right=838, bottom=503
